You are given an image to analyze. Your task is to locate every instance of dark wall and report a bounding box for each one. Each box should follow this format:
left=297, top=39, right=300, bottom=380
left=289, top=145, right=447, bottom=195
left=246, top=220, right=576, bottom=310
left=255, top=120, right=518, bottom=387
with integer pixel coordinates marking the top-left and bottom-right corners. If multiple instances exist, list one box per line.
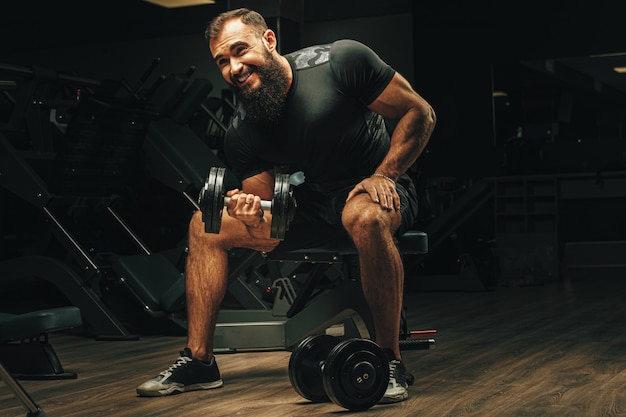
left=3, top=0, right=626, bottom=183
left=407, top=1, right=626, bottom=179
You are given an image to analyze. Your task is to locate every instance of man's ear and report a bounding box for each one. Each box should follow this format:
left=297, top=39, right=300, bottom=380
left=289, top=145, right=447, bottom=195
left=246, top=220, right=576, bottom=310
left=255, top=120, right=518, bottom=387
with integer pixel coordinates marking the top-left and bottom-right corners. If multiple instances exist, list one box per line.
left=262, top=29, right=277, bottom=52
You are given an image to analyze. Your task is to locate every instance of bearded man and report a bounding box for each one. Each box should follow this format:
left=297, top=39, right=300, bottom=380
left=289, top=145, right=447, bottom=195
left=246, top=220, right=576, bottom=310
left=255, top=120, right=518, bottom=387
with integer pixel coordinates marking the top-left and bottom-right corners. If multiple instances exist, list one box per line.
left=136, top=7, right=436, bottom=404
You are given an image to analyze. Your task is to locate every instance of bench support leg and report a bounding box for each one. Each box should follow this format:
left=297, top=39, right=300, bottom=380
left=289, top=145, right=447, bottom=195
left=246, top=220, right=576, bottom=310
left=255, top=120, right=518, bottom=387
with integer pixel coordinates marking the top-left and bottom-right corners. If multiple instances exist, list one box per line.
left=0, top=360, right=48, bottom=417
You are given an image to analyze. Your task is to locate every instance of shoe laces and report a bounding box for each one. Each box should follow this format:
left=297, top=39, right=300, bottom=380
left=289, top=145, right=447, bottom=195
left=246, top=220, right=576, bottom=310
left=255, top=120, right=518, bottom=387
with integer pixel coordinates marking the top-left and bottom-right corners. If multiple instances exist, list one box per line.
left=160, top=353, right=192, bottom=376
left=388, top=359, right=407, bottom=387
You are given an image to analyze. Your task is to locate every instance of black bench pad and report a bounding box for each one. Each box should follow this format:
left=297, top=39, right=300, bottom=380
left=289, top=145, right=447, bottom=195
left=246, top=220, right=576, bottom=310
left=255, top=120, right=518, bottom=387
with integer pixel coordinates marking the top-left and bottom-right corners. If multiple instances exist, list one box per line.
left=266, top=230, right=428, bottom=261
left=0, top=306, right=82, bottom=342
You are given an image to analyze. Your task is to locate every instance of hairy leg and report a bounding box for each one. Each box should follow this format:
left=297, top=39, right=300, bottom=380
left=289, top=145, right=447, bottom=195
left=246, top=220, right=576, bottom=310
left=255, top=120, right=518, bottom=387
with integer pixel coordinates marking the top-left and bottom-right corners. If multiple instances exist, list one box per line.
left=185, top=210, right=278, bottom=362
left=342, top=194, right=404, bottom=359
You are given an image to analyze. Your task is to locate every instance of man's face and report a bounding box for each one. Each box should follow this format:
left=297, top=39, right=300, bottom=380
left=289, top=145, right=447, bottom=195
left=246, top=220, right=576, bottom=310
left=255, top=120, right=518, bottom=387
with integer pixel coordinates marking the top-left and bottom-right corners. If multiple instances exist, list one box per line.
left=210, top=18, right=289, bottom=122
left=210, top=18, right=268, bottom=91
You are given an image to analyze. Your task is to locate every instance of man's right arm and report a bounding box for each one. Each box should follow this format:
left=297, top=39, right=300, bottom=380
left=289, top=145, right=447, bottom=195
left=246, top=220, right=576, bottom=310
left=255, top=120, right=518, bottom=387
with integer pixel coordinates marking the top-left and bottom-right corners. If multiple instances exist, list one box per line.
left=226, top=170, right=276, bottom=239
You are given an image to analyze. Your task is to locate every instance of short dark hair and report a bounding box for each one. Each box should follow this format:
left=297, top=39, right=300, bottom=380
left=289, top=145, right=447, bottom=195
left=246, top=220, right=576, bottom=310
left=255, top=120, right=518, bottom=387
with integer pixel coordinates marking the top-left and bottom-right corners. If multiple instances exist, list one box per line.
left=204, top=8, right=268, bottom=41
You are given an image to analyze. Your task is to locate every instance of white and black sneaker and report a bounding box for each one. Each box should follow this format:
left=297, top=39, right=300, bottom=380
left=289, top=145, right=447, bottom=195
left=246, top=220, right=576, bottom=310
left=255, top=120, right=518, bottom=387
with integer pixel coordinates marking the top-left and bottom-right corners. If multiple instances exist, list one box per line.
left=136, top=348, right=224, bottom=397
left=379, top=349, right=409, bottom=404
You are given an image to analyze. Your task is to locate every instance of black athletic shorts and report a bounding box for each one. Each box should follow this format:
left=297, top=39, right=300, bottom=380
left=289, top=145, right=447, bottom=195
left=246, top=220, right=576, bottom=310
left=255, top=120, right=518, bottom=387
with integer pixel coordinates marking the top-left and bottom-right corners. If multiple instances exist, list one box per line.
left=278, top=173, right=419, bottom=251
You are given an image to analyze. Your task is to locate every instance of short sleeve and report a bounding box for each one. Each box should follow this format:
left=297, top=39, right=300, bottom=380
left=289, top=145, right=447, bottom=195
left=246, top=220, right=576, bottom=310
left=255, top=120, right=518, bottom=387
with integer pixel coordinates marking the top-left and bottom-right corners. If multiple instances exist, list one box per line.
left=329, top=39, right=396, bottom=105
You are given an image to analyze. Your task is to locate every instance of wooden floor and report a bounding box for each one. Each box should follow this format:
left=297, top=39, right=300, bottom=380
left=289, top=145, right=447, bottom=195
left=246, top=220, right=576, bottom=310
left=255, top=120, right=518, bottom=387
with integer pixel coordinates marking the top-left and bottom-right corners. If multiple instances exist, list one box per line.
left=2, top=271, right=626, bottom=417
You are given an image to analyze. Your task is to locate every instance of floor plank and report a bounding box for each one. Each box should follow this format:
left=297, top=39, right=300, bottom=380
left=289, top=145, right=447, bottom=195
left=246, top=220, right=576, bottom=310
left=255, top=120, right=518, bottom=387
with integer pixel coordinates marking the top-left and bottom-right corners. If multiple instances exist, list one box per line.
left=2, top=272, right=626, bottom=417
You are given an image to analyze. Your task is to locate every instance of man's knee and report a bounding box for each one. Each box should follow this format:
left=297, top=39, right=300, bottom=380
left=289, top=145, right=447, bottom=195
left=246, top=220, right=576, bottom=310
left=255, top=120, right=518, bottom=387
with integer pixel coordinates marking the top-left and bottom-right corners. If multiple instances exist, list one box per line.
left=188, top=210, right=228, bottom=250
left=342, top=191, right=406, bottom=241
left=189, top=210, right=205, bottom=238
left=342, top=200, right=395, bottom=239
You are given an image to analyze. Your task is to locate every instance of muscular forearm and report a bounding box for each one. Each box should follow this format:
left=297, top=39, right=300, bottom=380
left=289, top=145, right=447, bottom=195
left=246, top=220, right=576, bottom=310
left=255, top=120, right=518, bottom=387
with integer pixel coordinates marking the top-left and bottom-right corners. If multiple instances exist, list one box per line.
left=375, top=104, right=436, bottom=180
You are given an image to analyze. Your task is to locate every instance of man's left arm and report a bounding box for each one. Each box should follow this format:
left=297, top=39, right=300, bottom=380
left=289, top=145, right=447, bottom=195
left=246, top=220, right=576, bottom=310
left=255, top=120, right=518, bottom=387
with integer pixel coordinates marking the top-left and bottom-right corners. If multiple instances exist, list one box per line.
left=347, top=72, right=436, bottom=210
left=369, top=72, right=436, bottom=181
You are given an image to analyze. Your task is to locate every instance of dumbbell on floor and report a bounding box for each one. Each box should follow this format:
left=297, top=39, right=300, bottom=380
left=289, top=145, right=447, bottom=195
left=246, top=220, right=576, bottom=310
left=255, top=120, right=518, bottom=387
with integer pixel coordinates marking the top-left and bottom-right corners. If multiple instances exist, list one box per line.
left=288, top=335, right=389, bottom=411
left=197, top=166, right=297, bottom=240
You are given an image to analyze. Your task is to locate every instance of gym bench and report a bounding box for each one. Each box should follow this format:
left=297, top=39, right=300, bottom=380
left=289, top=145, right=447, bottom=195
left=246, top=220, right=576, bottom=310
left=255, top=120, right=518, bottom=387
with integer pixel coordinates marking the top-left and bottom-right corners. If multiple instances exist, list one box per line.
left=112, top=230, right=429, bottom=351
left=213, top=230, right=429, bottom=351
left=0, top=306, right=82, bottom=417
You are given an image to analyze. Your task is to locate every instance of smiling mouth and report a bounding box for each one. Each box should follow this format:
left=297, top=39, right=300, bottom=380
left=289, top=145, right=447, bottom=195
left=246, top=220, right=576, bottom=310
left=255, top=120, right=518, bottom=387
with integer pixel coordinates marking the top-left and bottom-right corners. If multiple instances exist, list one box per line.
left=232, top=66, right=254, bottom=88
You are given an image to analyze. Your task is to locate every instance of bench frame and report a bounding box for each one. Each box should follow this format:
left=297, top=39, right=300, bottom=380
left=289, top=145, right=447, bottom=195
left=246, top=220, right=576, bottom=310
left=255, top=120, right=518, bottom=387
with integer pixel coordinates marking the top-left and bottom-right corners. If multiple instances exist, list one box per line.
left=214, top=231, right=428, bottom=351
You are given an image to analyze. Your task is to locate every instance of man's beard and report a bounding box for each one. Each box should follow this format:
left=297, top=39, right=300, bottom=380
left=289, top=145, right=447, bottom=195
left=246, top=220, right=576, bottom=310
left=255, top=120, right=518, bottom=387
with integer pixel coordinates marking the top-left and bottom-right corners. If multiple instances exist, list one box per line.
left=232, top=52, right=289, bottom=124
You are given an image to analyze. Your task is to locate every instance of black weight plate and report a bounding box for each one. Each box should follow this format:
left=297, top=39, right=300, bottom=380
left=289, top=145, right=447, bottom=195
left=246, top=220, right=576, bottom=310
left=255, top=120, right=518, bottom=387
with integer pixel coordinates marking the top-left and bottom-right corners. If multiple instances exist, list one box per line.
left=205, top=167, right=217, bottom=233
left=270, top=173, right=290, bottom=240
left=212, top=167, right=226, bottom=234
left=279, top=174, right=292, bottom=238
left=322, top=338, right=389, bottom=411
left=199, top=167, right=220, bottom=225
left=205, top=167, right=225, bottom=234
left=279, top=173, right=292, bottom=239
left=275, top=174, right=288, bottom=240
left=270, top=174, right=281, bottom=239
left=286, top=190, right=297, bottom=228
left=288, top=334, right=339, bottom=403
left=198, top=176, right=209, bottom=223
left=201, top=168, right=217, bottom=233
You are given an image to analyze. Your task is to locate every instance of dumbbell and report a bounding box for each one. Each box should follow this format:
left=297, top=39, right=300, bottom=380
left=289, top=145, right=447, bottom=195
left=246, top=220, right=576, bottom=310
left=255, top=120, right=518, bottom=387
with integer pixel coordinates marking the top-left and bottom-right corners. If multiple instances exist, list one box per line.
left=197, top=166, right=297, bottom=240
left=288, top=335, right=389, bottom=411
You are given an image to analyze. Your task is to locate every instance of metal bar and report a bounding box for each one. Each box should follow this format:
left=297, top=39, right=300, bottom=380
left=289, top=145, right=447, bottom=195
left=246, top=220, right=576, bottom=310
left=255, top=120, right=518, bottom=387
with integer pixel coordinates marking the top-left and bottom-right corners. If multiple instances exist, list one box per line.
left=0, top=360, right=46, bottom=415
left=106, top=206, right=151, bottom=255
left=42, top=206, right=98, bottom=271
left=200, top=103, right=229, bottom=132
left=183, top=190, right=200, bottom=210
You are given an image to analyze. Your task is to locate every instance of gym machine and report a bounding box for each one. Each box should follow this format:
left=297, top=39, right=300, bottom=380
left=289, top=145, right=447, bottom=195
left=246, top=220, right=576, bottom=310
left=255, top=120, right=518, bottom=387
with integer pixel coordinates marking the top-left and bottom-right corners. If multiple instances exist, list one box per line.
left=0, top=61, right=182, bottom=339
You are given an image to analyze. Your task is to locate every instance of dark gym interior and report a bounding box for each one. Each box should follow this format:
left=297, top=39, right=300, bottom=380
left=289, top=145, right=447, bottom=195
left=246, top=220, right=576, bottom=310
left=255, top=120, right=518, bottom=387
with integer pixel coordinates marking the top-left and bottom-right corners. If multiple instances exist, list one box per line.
left=1, top=1, right=625, bottom=416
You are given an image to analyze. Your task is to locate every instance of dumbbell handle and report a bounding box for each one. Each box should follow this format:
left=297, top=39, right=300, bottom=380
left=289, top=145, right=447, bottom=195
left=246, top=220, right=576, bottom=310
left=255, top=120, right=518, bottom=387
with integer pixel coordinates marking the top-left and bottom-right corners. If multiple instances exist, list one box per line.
left=223, top=196, right=272, bottom=210
left=399, top=337, right=436, bottom=350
